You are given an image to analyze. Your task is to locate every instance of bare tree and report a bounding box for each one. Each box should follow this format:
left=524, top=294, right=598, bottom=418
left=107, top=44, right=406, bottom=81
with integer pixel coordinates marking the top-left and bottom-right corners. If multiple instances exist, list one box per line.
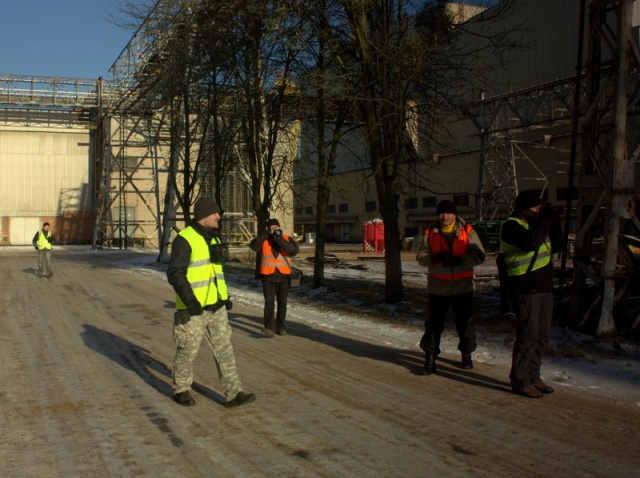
left=210, top=1, right=307, bottom=276
left=114, top=0, right=256, bottom=261
left=321, top=0, right=519, bottom=303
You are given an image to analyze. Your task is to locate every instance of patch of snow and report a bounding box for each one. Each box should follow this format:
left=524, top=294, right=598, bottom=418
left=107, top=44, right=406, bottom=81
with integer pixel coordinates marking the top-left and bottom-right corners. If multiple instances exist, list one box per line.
left=86, top=245, right=640, bottom=407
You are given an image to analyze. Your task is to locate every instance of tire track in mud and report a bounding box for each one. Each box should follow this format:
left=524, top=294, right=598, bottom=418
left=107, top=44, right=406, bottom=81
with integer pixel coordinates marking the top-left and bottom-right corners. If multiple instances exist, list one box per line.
left=1, top=251, right=233, bottom=476
left=2, top=248, right=639, bottom=477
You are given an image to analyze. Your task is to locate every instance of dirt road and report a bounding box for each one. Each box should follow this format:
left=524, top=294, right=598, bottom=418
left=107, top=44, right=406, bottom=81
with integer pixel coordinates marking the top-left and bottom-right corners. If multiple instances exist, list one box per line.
left=1, top=247, right=638, bottom=477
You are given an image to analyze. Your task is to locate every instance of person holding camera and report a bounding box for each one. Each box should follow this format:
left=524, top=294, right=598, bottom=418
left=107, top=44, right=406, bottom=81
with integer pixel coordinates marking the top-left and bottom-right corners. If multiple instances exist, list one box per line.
left=167, top=197, right=255, bottom=408
left=500, top=190, right=565, bottom=399
left=250, top=218, right=299, bottom=338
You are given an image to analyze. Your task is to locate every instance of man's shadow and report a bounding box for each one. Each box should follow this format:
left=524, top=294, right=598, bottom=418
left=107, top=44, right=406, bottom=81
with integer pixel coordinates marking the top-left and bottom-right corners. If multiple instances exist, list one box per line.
left=228, top=314, right=511, bottom=393
left=80, top=324, right=225, bottom=405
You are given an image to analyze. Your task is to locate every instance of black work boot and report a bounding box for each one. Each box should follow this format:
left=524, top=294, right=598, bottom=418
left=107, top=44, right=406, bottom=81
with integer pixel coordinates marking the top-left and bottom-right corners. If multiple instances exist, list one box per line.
left=461, top=353, right=473, bottom=370
left=224, top=391, right=257, bottom=409
left=174, top=391, right=196, bottom=406
left=418, top=354, right=436, bottom=375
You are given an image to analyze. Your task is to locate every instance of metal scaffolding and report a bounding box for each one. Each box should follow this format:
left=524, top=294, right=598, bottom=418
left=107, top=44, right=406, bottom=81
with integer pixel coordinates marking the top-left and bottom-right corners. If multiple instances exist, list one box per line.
left=0, top=74, right=102, bottom=127
left=92, top=0, right=257, bottom=253
left=462, top=0, right=640, bottom=338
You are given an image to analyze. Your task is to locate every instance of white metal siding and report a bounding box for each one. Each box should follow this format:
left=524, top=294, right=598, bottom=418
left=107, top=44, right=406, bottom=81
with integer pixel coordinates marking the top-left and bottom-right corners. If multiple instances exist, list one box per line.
left=8, top=217, right=41, bottom=246
left=0, top=128, right=90, bottom=216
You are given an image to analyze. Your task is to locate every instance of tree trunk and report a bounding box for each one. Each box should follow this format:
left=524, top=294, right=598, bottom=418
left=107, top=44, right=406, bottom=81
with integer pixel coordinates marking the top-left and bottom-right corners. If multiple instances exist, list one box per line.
left=379, top=183, right=404, bottom=303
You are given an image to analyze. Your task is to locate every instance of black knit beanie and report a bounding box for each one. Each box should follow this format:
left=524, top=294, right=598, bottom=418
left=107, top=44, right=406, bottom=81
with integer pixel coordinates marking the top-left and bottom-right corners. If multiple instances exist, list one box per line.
left=193, top=198, right=222, bottom=221
left=514, top=191, right=542, bottom=212
left=436, top=200, right=457, bottom=215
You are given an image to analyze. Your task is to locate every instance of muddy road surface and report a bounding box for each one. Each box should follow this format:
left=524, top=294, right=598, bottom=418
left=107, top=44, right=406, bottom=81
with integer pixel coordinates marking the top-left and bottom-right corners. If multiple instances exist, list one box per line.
left=1, top=247, right=638, bottom=477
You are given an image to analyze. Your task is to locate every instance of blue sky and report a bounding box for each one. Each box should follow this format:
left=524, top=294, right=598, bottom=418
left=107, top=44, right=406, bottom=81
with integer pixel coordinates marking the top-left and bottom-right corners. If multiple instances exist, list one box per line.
left=0, top=1, right=134, bottom=79
left=0, top=0, right=500, bottom=80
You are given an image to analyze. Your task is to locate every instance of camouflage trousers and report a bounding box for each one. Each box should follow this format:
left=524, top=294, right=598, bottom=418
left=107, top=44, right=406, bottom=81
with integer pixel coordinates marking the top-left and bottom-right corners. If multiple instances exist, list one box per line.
left=172, top=307, right=243, bottom=400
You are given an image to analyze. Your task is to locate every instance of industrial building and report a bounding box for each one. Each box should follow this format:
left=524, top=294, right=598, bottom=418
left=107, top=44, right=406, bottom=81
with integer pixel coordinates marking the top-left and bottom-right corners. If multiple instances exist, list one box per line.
left=0, top=0, right=638, bottom=335
left=294, top=0, right=640, bottom=244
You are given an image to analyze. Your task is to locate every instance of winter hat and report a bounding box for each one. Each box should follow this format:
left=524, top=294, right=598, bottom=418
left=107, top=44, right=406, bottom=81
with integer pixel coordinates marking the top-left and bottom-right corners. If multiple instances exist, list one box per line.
left=266, top=218, right=280, bottom=227
left=436, top=200, right=457, bottom=215
left=514, top=190, right=542, bottom=212
left=193, top=198, right=222, bottom=221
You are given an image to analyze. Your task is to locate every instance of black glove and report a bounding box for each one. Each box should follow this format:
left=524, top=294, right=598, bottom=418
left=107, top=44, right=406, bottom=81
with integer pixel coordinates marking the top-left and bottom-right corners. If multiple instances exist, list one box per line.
left=209, top=243, right=225, bottom=262
left=443, top=256, right=462, bottom=267
left=186, top=301, right=203, bottom=317
left=34, top=246, right=38, bottom=251
left=224, top=299, right=233, bottom=311
left=175, top=310, right=191, bottom=325
left=430, top=252, right=449, bottom=264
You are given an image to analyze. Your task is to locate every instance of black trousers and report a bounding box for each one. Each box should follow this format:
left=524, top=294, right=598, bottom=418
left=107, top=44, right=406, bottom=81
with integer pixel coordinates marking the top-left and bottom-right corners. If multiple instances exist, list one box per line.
left=421, top=292, right=476, bottom=356
left=510, top=292, right=553, bottom=390
left=262, top=279, right=290, bottom=332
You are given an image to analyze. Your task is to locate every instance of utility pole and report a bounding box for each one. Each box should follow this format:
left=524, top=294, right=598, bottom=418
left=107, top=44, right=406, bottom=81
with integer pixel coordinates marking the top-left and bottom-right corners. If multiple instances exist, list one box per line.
left=461, top=0, right=640, bottom=339
left=571, top=0, right=639, bottom=341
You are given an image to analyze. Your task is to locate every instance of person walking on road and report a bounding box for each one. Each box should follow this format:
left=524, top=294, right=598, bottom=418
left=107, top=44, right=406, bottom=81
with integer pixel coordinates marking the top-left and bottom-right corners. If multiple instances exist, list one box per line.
left=416, top=200, right=486, bottom=375
left=500, top=190, right=564, bottom=398
left=32, top=222, right=54, bottom=278
left=249, top=218, right=299, bottom=338
left=167, top=197, right=256, bottom=408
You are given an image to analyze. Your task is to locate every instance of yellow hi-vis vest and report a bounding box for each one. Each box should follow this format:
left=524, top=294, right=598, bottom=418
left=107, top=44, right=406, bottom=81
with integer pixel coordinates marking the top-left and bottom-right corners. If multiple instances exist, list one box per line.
left=500, top=217, right=551, bottom=277
left=37, top=230, right=53, bottom=250
left=175, top=226, right=228, bottom=310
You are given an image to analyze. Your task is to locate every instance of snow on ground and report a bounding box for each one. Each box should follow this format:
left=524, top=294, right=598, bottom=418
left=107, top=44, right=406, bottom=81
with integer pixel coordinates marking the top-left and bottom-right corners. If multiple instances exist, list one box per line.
left=60, top=245, right=640, bottom=409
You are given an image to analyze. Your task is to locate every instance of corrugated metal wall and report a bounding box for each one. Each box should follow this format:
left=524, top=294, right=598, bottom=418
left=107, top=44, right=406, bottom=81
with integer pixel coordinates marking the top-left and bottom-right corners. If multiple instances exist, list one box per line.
left=0, top=126, right=93, bottom=245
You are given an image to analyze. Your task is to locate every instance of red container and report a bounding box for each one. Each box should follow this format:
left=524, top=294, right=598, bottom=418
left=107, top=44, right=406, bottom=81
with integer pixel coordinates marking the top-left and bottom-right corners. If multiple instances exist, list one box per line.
left=362, top=219, right=385, bottom=254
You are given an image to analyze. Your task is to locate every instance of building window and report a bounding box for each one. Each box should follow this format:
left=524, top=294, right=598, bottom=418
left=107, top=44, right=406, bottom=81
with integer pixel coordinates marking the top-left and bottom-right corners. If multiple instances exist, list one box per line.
left=423, top=196, right=437, bottom=208
left=557, top=187, right=577, bottom=201
left=295, top=206, right=303, bottom=215
left=339, top=203, right=349, bottom=213
left=365, top=201, right=377, bottom=212
left=328, top=204, right=336, bottom=213
left=453, top=194, right=469, bottom=207
left=113, top=207, right=136, bottom=238
left=404, top=197, right=418, bottom=209
left=305, top=206, right=313, bottom=215
left=404, top=226, right=420, bottom=237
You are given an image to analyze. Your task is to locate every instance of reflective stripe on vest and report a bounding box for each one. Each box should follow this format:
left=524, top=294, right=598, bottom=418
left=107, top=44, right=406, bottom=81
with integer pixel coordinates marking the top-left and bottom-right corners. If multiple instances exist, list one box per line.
left=499, top=217, right=551, bottom=277
left=175, top=226, right=228, bottom=310
left=426, top=223, right=474, bottom=280
left=37, top=231, right=52, bottom=250
left=260, top=235, right=292, bottom=275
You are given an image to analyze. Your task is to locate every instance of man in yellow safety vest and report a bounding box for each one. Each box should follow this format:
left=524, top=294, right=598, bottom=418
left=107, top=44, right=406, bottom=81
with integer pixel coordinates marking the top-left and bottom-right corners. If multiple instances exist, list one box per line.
left=167, top=197, right=256, bottom=408
left=500, top=190, right=564, bottom=399
left=32, top=222, right=54, bottom=278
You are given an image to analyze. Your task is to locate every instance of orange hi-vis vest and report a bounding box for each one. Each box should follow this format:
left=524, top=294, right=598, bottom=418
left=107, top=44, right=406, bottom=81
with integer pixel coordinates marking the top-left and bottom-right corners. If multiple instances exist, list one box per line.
left=426, top=223, right=474, bottom=281
left=260, top=236, right=293, bottom=275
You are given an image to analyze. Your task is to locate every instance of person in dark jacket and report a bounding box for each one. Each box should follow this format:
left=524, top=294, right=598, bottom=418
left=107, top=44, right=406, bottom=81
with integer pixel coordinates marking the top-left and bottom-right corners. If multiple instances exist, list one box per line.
left=32, top=222, right=54, bottom=278
left=249, top=218, right=299, bottom=338
left=416, top=200, right=486, bottom=374
left=500, top=190, right=565, bottom=398
left=167, top=198, right=255, bottom=408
